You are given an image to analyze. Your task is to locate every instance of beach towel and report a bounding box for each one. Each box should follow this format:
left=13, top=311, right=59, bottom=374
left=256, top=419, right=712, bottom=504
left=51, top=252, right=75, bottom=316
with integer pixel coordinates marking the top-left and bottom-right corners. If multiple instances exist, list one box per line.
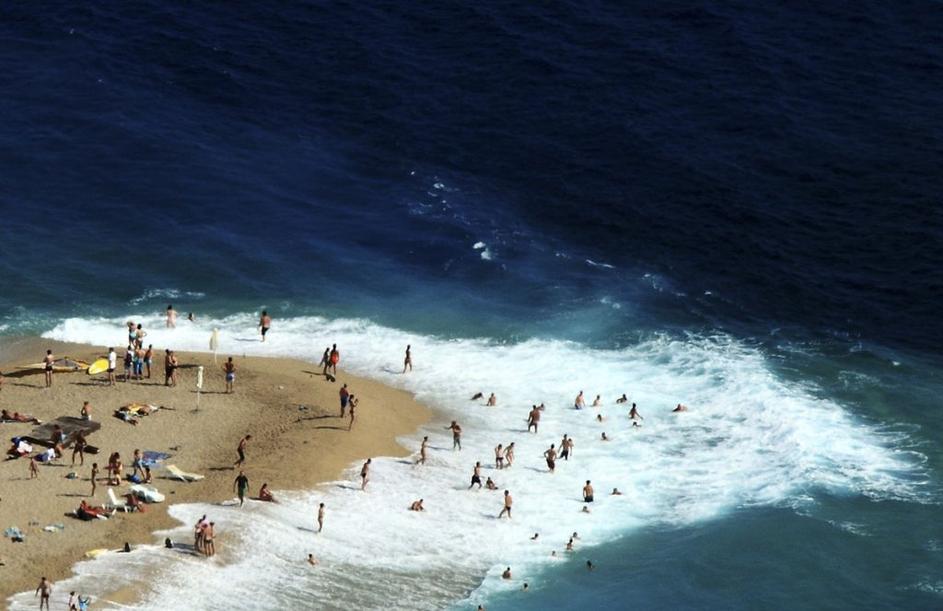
left=141, top=450, right=171, bottom=467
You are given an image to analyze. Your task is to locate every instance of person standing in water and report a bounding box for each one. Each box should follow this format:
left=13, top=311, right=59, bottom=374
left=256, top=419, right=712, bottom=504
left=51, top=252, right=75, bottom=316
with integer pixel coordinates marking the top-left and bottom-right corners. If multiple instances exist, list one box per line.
left=35, top=576, right=52, bottom=610
left=259, top=310, right=272, bottom=342
left=505, top=442, right=515, bottom=467
left=544, top=444, right=557, bottom=473
left=447, top=420, right=462, bottom=450
left=234, top=471, right=250, bottom=507
left=317, top=503, right=325, bottom=533
left=498, top=490, right=513, bottom=519
left=43, top=349, right=54, bottom=388
left=417, top=436, right=429, bottom=465
left=583, top=480, right=594, bottom=502
left=527, top=405, right=541, bottom=433
left=166, top=305, right=177, bottom=328
left=495, top=444, right=505, bottom=469
left=629, top=403, right=643, bottom=421
left=224, top=357, right=236, bottom=394
left=403, top=344, right=412, bottom=373
left=360, top=458, right=371, bottom=490
left=574, top=391, right=585, bottom=410
left=470, top=461, right=483, bottom=489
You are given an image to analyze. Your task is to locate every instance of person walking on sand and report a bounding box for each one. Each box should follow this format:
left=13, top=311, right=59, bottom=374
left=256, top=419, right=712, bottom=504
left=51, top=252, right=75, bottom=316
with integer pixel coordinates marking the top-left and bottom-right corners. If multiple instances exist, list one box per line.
left=224, top=357, right=236, bottom=394
left=43, top=349, right=54, bottom=388
left=329, top=344, right=340, bottom=376
left=320, top=347, right=331, bottom=376
left=527, top=406, right=541, bottom=433
left=574, top=391, right=585, bottom=410
left=234, top=471, right=250, bottom=507
left=72, top=431, right=87, bottom=466
left=166, top=304, right=177, bottom=328
left=29, top=455, right=39, bottom=479
left=447, top=421, right=462, bottom=450
left=90, top=463, right=98, bottom=497
left=470, top=461, right=483, bottom=489
left=35, top=576, right=51, bottom=610
left=417, top=436, right=429, bottom=465
left=360, top=458, right=371, bottom=491
left=339, top=384, right=350, bottom=418
left=403, top=344, right=412, bottom=373
left=317, top=502, right=325, bottom=533
left=544, top=444, right=557, bottom=473
left=347, top=398, right=357, bottom=431
left=234, top=435, right=251, bottom=467
left=107, top=347, right=117, bottom=386
left=259, top=310, right=272, bottom=342
left=498, top=490, right=513, bottom=519
left=583, top=480, right=594, bottom=502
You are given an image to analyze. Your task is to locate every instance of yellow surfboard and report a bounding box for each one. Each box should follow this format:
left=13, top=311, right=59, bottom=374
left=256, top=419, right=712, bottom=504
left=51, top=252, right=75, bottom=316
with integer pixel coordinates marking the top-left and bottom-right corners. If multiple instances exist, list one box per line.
left=87, top=358, right=109, bottom=375
left=85, top=548, right=109, bottom=558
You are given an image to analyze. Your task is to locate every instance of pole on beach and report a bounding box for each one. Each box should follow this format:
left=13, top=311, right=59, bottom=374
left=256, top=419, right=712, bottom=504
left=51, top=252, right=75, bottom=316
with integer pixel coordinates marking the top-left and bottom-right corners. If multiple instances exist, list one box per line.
left=196, top=365, right=204, bottom=411
left=210, top=329, right=220, bottom=365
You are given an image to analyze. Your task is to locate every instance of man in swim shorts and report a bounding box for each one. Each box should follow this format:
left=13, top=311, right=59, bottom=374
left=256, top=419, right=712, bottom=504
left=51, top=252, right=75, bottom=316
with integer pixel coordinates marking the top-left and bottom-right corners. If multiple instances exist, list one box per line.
left=234, top=471, right=250, bottom=507
left=470, top=461, right=483, bottom=489
left=499, top=490, right=512, bottom=519
left=360, top=458, right=371, bottom=490
left=447, top=421, right=462, bottom=450
left=583, top=480, right=594, bottom=502
left=224, top=357, right=236, bottom=393
left=544, top=444, right=557, bottom=472
left=259, top=310, right=271, bottom=342
left=339, top=384, right=350, bottom=417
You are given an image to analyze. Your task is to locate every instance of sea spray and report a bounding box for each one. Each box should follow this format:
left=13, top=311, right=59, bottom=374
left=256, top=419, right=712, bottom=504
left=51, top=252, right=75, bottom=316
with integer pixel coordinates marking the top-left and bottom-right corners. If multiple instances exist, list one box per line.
left=9, top=314, right=927, bottom=610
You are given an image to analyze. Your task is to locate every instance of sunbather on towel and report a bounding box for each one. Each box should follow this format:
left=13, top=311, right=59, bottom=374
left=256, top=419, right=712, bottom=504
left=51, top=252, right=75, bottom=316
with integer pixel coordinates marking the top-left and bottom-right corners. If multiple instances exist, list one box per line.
left=77, top=500, right=110, bottom=520
left=7, top=437, right=33, bottom=458
left=1, top=410, right=41, bottom=424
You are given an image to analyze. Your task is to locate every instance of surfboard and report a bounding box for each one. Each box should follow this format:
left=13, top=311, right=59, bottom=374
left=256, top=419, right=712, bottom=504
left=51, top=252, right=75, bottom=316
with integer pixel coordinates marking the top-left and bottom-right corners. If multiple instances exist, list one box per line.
left=87, top=358, right=109, bottom=375
left=17, top=358, right=89, bottom=372
left=85, top=548, right=109, bottom=558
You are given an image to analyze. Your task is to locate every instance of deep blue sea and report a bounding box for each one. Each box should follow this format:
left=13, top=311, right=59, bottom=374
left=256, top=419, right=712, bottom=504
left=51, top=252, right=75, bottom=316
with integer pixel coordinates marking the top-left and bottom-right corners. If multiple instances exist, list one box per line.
left=2, top=2, right=942, bottom=609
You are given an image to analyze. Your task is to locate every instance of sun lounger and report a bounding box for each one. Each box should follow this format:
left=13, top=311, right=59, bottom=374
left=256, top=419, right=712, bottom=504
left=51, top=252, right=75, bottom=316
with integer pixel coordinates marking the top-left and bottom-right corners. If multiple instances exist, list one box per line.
left=166, top=464, right=205, bottom=482
left=106, top=488, right=130, bottom=513
left=129, top=484, right=165, bottom=503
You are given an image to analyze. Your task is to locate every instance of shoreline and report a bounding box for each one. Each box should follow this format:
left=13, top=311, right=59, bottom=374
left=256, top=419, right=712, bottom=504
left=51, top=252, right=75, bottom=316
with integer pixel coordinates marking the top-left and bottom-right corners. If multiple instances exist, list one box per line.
left=0, top=336, right=431, bottom=606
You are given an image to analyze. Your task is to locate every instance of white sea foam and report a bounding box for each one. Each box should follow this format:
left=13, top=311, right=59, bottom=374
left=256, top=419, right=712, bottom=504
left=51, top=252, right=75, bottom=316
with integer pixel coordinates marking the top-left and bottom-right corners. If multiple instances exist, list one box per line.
left=128, top=289, right=207, bottom=306
left=9, top=314, right=926, bottom=610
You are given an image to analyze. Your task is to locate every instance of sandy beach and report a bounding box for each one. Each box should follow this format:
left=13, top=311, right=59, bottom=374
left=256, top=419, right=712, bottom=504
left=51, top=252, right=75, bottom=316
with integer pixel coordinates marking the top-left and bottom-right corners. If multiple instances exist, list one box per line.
left=0, top=337, right=430, bottom=605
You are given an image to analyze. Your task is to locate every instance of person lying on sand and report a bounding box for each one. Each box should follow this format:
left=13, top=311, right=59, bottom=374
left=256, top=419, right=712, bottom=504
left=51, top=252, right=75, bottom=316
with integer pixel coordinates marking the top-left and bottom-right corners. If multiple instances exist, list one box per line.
left=1, top=410, right=41, bottom=424
left=76, top=500, right=112, bottom=520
